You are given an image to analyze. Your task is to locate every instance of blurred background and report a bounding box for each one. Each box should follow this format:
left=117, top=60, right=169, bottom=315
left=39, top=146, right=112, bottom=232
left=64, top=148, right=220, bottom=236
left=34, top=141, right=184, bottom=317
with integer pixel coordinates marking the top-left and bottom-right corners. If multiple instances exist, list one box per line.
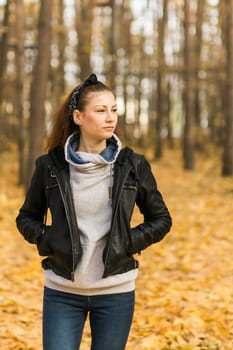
left=0, top=0, right=232, bottom=189
left=0, top=1, right=233, bottom=349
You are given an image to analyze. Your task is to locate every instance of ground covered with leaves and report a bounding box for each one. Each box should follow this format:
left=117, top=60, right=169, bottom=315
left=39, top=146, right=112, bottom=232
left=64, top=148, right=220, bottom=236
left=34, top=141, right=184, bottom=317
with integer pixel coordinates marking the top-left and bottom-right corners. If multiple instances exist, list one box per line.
left=0, top=148, right=233, bottom=350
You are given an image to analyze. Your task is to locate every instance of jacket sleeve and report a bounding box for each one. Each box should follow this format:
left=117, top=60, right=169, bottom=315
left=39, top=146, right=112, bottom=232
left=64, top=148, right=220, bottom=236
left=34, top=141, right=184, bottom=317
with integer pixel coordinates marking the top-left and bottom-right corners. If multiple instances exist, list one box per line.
left=129, top=155, right=172, bottom=255
left=16, top=157, right=47, bottom=244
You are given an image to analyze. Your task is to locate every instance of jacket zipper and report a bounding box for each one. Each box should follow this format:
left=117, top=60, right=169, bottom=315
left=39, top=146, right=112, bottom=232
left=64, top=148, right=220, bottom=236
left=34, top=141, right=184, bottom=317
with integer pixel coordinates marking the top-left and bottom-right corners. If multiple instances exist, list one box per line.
left=103, top=165, right=133, bottom=276
left=48, top=165, right=79, bottom=281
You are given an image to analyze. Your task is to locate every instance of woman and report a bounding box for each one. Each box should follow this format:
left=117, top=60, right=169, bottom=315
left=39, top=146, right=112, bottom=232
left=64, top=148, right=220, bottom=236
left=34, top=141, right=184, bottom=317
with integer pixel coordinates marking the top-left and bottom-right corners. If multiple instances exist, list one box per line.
left=16, top=73, right=172, bottom=350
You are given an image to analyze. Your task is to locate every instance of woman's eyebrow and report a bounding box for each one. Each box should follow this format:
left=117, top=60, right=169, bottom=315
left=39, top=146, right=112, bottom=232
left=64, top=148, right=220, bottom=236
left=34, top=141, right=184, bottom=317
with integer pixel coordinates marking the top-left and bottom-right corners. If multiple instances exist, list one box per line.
left=95, top=104, right=117, bottom=107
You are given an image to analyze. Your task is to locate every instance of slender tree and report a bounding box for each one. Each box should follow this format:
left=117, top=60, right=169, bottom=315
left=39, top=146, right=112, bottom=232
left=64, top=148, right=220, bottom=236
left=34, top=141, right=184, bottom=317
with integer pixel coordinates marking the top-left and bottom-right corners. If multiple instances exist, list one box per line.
left=50, top=0, right=66, bottom=109
left=222, top=0, right=233, bottom=175
left=15, top=0, right=25, bottom=184
left=155, top=0, right=168, bottom=159
left=183, top=0, right=195, bottom=170
left=108, top=0, right=117, bottom=90
left=0, top=0, right=10, bottom=120
left=27, top=0, right=53, bottom=187
left=75, top=0, right=94, bottom=80
left=121, top=0, right=132, bottom=142
left=194, top=0, right=205, bottom=149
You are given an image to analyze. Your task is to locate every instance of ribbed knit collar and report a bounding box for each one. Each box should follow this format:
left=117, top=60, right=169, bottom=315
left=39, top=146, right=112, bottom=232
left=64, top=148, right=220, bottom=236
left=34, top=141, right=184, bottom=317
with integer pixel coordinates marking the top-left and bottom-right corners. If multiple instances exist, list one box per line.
left=64, top=133, right=122, bottom=166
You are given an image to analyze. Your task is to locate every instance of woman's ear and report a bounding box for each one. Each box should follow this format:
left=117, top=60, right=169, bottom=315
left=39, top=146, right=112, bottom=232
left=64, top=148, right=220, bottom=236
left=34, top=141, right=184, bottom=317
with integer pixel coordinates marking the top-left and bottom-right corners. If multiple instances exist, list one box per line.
left=73, top=110, right=82, bottom=125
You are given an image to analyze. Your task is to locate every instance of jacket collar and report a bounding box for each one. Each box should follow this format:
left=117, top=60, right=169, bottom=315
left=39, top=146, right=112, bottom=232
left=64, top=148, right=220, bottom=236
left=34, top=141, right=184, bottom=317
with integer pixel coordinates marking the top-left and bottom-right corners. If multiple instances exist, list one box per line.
left=48, top=147, right=67, bottom=169
left=115, top=147, right=133, bottom=166
left=48, top=146, right=134, bottom=170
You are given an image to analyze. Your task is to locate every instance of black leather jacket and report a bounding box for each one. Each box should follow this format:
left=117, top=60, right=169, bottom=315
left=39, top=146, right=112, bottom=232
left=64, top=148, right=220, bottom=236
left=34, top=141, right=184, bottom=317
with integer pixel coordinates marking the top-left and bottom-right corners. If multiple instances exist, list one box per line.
left=16, top=147, right=172, bottom=281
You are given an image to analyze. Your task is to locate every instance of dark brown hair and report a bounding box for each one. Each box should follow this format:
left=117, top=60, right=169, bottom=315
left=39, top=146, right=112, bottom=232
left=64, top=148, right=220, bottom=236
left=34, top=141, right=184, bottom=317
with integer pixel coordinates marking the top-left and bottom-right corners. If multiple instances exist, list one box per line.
left=46, top=81, right=114, bottom=151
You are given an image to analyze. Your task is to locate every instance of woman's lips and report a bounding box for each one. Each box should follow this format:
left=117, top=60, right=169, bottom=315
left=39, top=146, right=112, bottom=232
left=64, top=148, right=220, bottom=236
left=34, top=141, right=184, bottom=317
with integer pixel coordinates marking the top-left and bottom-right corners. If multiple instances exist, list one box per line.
left=103, top=126, right=114, bottom=130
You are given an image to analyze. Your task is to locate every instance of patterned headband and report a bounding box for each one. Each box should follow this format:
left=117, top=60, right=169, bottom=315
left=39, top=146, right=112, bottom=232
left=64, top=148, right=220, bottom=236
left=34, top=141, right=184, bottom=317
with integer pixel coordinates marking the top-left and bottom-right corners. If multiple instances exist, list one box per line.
left=68, top=73, right=99, bottom=119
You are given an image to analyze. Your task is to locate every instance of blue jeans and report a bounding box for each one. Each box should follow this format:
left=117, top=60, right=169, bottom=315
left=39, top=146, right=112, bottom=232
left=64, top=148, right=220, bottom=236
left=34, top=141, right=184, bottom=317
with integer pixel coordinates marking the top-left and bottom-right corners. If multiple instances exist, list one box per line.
left=43, top=287, right=135, bottom=350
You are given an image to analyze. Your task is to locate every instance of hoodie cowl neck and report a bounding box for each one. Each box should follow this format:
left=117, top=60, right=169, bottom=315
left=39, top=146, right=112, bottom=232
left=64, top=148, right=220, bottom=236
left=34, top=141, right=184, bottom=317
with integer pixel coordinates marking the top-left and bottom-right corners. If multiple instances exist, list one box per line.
left=65, top=133, right=122, bottom=167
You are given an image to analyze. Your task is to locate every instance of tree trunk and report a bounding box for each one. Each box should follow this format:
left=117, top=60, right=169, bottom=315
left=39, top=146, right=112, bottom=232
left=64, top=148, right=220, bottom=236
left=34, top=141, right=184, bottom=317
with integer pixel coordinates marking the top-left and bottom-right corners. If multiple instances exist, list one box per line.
left=15, top=0, right=25, bottom=185
left=166, top=79, right=173, bottom=148
left=27, top=0, right=53, bottom=187
left=107, top=0, right=117, bottom=90
left=222, top=0, right=233, bottom=175
left=155, top=0, right=168, bottom=159
left=183, top=0, right=195, bottom=170
left=50, top=0, right=66, bottom=109
left=0, top=0, right=10, bottom=139
left=194, top=0, right=205, bottom=150
left=76, top=0, right=94, bottom=81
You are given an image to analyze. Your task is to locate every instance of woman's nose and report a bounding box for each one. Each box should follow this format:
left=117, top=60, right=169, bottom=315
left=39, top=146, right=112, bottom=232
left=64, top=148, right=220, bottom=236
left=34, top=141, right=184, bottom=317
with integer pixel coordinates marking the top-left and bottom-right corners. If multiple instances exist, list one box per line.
left=106, top=111, right=115, bottom=121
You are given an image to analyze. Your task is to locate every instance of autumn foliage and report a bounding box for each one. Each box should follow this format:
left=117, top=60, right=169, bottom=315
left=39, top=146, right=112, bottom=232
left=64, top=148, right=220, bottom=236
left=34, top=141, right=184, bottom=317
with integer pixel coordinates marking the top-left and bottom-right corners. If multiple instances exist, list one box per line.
left=0, top=148, right=232, bottom=350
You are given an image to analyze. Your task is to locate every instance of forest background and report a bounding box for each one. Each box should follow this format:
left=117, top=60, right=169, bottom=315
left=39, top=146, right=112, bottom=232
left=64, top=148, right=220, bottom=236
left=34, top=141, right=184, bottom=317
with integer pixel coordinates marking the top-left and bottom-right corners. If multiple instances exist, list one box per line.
left=0, top=0, right=233, bottom=182
left=0, top=0, right=233, bottom=349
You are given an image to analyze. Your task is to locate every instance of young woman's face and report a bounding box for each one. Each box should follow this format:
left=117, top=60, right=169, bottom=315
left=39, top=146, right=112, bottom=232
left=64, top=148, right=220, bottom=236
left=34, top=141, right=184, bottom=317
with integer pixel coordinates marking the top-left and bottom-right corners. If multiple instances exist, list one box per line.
left=73, top=91, right=118, bottom=143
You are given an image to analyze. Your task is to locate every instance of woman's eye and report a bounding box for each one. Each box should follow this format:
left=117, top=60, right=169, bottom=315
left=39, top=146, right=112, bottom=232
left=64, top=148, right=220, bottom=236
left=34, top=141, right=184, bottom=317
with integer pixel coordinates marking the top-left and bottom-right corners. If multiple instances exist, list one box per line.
left=97, top=109, right=105, bottom=113
left=112, top=108, right=117, bottom=113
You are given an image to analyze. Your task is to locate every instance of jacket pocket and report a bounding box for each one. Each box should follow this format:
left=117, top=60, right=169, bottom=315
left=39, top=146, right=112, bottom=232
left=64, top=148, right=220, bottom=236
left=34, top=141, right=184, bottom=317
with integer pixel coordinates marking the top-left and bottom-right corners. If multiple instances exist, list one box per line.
left=122, top=182, right=137, bottom=211
left=37, top=225, right=53, bottom=256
